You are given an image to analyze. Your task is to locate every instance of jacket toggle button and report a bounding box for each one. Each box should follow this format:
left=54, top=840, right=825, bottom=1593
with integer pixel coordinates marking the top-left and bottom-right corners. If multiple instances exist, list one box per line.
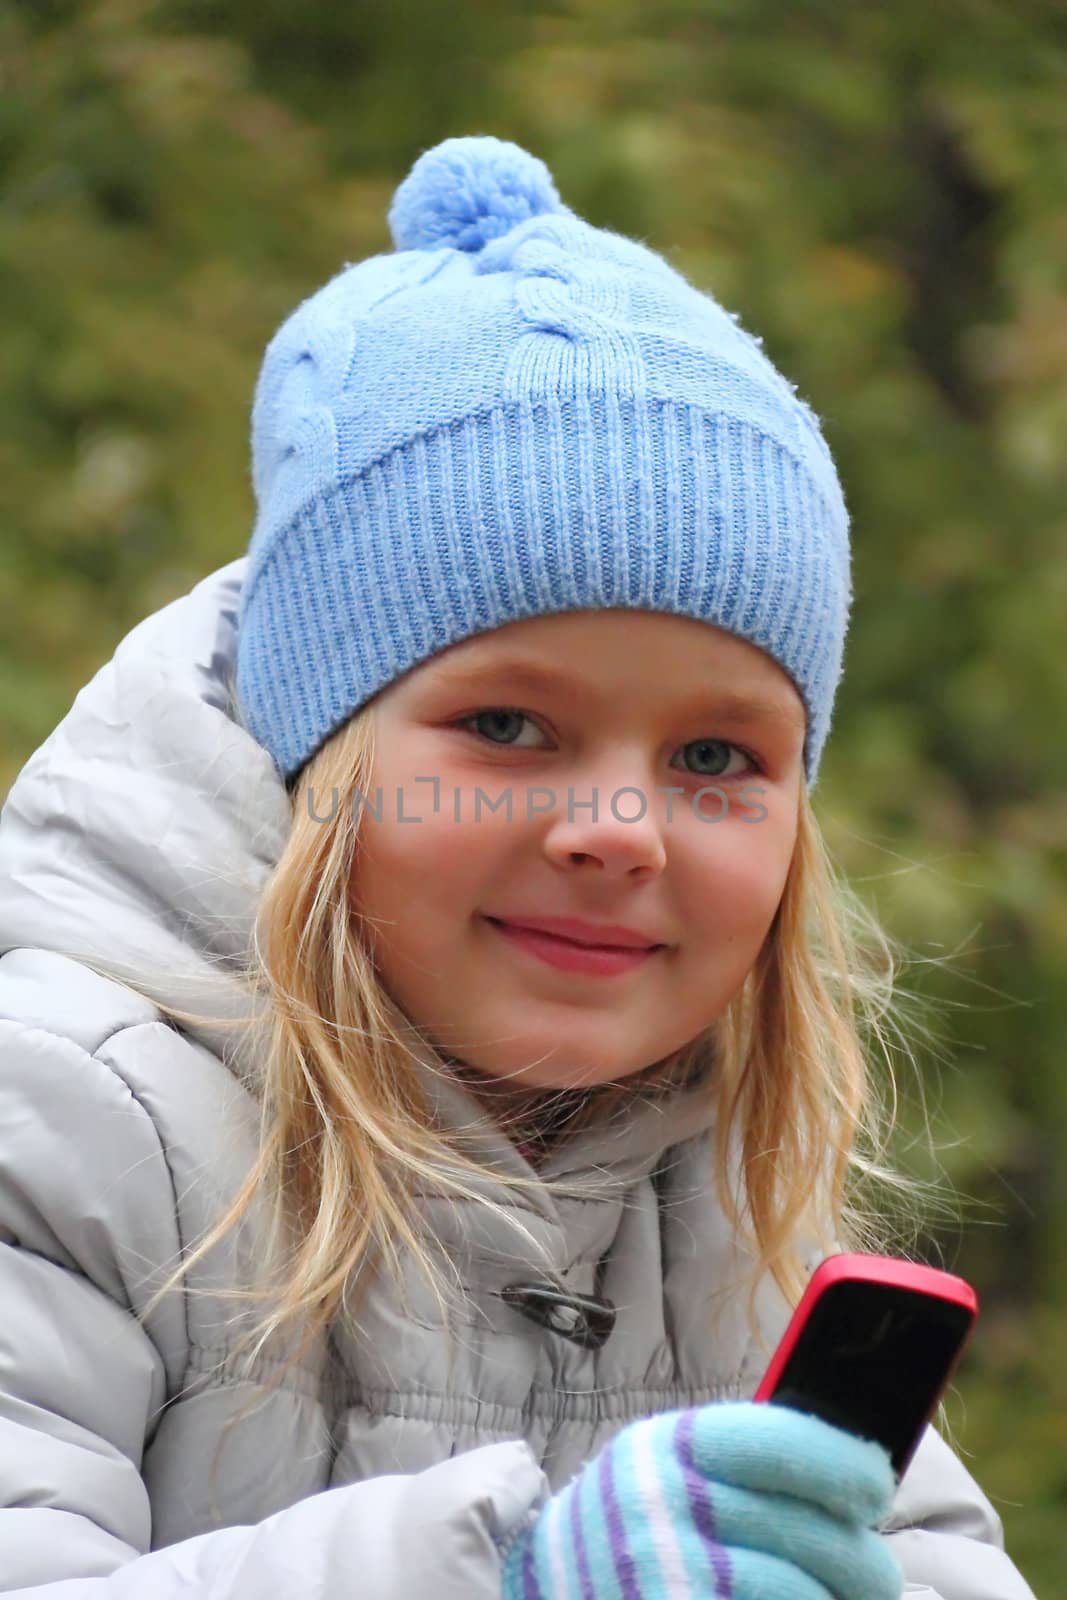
left=499, top=1281, right=616, bottom=1350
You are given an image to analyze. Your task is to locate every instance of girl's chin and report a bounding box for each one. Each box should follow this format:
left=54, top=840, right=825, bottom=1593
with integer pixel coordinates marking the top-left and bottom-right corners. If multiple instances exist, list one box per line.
left=446, top=1044, right=653, bottom=1095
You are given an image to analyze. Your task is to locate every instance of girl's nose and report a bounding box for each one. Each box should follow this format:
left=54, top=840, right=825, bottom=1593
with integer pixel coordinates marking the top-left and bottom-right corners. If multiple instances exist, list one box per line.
left=540, top=787, right=668, bottom=878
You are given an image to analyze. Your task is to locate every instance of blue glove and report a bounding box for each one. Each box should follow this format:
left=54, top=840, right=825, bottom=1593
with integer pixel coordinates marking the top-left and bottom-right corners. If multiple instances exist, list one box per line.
left=503, top=1401, right=903, bottom=1600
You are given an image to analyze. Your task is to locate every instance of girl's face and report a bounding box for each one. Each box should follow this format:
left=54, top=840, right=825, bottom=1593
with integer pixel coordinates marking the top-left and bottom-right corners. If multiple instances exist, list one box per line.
left=349, top=611, right=805, bottom=1092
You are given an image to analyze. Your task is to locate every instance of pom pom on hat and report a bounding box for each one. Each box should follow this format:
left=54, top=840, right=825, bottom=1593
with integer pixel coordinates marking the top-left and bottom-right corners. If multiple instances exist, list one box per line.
left=388, top=135, right=565, bottom=253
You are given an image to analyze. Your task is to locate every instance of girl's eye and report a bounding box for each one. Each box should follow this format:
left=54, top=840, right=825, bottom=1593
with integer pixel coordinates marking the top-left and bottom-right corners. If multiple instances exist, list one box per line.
left=459, top=709, right=547, bottom=748
left=456, top=710, right=761, bottom=778
left=672, top=738, right=760, bottom=781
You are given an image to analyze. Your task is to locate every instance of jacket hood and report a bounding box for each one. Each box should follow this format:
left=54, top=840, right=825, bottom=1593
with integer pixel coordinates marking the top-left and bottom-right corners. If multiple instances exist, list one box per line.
left=0, top=560, right=285, bottom=1082
left=0, top=560, right=717, bottom=1184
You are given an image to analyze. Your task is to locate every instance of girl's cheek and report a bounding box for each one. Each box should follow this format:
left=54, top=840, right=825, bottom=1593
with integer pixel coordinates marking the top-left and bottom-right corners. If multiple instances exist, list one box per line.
left=678, top=819, right=793, bottom=904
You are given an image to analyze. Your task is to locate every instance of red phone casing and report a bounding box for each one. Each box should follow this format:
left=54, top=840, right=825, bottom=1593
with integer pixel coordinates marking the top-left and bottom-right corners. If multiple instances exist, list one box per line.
left=754, top=1253, right=979, bottom=1479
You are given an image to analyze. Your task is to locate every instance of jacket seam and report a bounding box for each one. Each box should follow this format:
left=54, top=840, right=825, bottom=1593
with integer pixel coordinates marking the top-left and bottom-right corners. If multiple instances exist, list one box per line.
left=91, top=1016, right=171, bottom=1057
left=88, top=1025, right=193, bottom=1379
left=63, top=1020, right=192, bottom=1380
left=494, top=1503, right=541, bottom=1565
left=0, top=1003, right=163, bottom=1062
left=1, top=1015, right=192, bottom=1411
left=344, top=1380, right=745, bottom=1428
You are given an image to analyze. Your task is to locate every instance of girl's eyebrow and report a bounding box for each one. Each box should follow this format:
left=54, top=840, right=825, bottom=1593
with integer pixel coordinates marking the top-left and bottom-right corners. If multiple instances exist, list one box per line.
left=430, top=657, right=805, bottom=731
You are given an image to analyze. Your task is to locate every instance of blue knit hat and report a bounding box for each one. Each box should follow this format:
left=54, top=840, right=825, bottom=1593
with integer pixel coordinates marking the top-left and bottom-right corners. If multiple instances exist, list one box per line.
left=236, top=135, right=851, bottom=788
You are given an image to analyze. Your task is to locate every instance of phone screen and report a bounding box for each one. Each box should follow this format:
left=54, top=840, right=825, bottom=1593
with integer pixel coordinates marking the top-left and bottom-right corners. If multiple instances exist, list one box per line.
left=769, top=1280, right=975, bottom=1476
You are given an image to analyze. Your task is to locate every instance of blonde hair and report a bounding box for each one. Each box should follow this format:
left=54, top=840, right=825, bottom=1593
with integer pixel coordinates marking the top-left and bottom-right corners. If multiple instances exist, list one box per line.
left=75, top=698, right=954, bottom=1513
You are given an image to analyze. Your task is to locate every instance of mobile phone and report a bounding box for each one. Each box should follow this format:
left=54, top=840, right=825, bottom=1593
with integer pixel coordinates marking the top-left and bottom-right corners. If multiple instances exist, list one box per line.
left=754, top=1253, right=979, bottom=1480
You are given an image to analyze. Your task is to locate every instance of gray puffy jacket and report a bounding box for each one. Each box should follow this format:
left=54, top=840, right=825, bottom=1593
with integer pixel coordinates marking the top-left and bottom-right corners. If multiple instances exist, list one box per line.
left=0, top=561, right=1036, bottom=1598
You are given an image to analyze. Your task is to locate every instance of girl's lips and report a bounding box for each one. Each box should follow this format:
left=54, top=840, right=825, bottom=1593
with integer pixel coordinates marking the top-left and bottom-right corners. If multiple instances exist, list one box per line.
left=483, top=917, right=664, bottom=977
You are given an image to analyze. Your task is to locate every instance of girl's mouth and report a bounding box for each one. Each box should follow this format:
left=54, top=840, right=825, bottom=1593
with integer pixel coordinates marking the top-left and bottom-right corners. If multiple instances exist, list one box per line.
left=483, top=917, right=665, bottom=978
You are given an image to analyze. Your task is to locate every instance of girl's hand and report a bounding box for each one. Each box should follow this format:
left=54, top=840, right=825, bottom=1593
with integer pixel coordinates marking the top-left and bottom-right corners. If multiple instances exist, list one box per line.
left=503, top=1400, right=903, bottom=1599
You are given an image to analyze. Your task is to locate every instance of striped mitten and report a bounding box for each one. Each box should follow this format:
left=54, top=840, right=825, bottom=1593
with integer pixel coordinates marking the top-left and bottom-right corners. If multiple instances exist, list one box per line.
left=502, top=1401, right=903, bottom=1600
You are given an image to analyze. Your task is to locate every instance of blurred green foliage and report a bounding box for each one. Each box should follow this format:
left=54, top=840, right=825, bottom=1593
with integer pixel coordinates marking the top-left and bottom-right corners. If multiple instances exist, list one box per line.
left=2, top=0, right=1065, bottom=1586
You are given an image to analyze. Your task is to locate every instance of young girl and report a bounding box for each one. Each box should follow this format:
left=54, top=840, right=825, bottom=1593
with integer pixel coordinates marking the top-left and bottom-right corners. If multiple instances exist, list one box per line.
left=0, top=137, right=1035, bottom=1598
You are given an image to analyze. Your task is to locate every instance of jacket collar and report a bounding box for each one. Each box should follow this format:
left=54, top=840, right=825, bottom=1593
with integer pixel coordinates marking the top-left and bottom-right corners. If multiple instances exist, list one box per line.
left=383, top=992, right=718, bottom=1201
